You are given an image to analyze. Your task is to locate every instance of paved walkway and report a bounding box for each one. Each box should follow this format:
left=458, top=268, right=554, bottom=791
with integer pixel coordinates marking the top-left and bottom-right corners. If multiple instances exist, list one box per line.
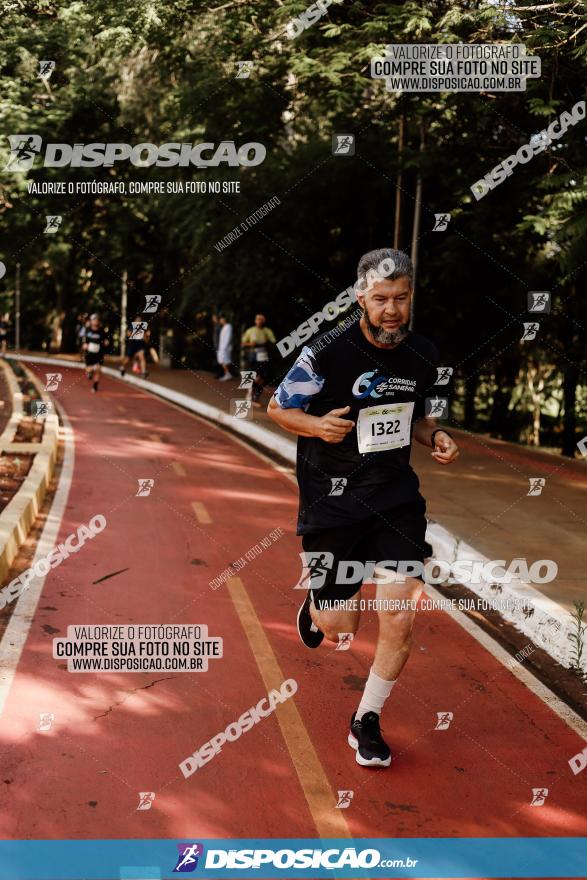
left=0, top=362, right=585, bottom=849
left=19, top=353, right=587, bottom=613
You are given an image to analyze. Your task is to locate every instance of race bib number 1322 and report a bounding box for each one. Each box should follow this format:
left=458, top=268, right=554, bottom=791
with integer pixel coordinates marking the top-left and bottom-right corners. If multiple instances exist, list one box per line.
left=357, top=401, right=414, bottom=454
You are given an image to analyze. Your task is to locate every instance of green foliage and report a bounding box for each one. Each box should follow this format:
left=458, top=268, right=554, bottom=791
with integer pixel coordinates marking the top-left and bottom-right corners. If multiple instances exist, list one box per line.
left=0, top=0, right=585, bottom=449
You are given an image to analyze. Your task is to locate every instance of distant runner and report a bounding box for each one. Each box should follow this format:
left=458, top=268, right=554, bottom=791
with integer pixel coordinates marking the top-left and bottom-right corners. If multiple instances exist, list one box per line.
left=83, top=313, right=110, bottom=392
left=268, top=249, right=459, bottom=769
left=241, top=314, right=276, bottom=406
left=119, top=314, right=148, bottom=378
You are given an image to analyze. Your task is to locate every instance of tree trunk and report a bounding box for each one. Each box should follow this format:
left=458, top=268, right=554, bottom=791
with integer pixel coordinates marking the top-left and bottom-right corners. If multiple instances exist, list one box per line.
left=561, top=363, right=578, bottom=456
left=463, top=372, right=478, bottom=429
left=409, top=121, right=425, bottom=331
left=560, top=283, right=579, bottom=457
left=393, top=112, right=404, bottom=249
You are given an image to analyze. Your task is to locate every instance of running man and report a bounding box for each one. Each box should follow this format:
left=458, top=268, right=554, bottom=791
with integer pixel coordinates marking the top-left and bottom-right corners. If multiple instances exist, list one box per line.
left=82, top=313, right=110, bottom=392
left=241, top=314, right=276, bottom=405
left=119, top=314, right=148, bottom=378
left=268, top=248, right=459, bottom=768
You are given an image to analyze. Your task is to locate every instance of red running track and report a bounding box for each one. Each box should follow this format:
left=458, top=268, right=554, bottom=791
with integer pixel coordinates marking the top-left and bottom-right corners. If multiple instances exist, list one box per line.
left=0, top=365, right=585, bottom=850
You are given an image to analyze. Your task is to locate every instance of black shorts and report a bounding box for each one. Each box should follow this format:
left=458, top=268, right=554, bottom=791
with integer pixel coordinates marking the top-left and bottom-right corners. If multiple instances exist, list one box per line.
left=301, top=500, right=432, bottom=609
left=126, top=339, right=146, bottom=357
left=85, top=353, right=103, bottom=367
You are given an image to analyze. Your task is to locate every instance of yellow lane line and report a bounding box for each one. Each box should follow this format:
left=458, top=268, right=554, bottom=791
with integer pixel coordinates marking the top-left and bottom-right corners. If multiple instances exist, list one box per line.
left=227, top=576, right=351, bottom=839
left=192, top=501, right=211, bottom=524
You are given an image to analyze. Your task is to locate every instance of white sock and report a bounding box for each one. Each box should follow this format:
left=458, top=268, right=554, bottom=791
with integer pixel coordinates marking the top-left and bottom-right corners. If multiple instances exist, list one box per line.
left=355, top=668, right=396, bottom=720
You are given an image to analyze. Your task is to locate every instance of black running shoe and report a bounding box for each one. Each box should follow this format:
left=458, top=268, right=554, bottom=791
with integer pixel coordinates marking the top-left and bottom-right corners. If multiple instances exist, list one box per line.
left=296, top=591, right=324, bottom=649
left=119, top=366, right=126, bottom=376
left=348, top=711, right=392, bottom=767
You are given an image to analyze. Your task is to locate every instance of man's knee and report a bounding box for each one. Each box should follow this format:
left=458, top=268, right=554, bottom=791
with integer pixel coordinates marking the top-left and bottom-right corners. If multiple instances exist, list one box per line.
left=313, top=608, right=359, bottom=644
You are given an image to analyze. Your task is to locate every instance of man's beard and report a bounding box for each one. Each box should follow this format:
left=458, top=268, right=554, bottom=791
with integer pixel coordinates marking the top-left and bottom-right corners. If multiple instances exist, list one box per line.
left=363, top=308, right=408, bottom=345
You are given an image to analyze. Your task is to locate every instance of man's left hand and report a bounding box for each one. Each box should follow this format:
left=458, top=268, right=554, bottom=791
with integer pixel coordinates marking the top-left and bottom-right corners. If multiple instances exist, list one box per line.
left=431, top=431, right=459, bottom=465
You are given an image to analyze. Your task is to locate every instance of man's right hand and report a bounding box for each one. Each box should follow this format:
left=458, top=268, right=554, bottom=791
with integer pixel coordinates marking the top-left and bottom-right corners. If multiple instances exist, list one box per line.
left=313, top=406, right=355, bottom=443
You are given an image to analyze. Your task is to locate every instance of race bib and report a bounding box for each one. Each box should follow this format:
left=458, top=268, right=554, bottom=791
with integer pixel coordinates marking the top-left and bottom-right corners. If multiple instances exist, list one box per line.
left=357, top=401, right=414, bottom=454
left=255, top=347, right=269, bottom=362
left=87, top=341, right=100, bottom=353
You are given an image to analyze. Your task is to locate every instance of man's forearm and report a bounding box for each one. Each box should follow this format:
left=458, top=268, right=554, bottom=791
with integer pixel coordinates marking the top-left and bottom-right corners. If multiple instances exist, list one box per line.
left=413, top=417, right=439, bottom=448
left=267, top=400, right=318, bottom=438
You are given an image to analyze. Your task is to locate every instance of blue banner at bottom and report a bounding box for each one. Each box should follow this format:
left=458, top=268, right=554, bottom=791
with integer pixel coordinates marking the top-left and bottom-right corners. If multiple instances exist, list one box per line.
left=0, top=837, right=583, bottom=879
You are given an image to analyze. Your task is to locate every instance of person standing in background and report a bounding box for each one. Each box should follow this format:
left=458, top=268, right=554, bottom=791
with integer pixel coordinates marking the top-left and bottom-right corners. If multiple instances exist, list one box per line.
left=216, top=314, right=233, bottom=382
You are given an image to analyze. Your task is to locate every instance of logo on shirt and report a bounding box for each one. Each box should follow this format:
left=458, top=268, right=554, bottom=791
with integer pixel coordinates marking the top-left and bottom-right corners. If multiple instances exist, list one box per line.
left=352, top=370, right=416, bottom=399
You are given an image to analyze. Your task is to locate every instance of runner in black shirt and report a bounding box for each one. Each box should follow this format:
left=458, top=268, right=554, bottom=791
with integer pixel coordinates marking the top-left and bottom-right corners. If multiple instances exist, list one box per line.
left=268, top=249, right=459, bottom=768
left=83, top=314, right=109, bottom=392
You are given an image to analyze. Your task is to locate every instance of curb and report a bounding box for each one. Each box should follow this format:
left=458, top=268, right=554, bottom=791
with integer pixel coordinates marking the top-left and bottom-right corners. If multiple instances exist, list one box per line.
left=0, top=359, right=23, bottom=444
left=11, top=353, right=583, bottom=672
left=0, top=361, right=60, bottom=583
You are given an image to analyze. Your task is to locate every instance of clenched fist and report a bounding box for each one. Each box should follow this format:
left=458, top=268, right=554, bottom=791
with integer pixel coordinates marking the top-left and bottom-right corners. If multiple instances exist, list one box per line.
left=313, top=406, right=355, bottom=444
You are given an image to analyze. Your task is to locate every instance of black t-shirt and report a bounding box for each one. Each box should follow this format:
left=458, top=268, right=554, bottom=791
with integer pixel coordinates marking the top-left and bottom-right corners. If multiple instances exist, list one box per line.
left=84, top=327, right=108, bottom=356
left=274, top=320, right=441, bottom=534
